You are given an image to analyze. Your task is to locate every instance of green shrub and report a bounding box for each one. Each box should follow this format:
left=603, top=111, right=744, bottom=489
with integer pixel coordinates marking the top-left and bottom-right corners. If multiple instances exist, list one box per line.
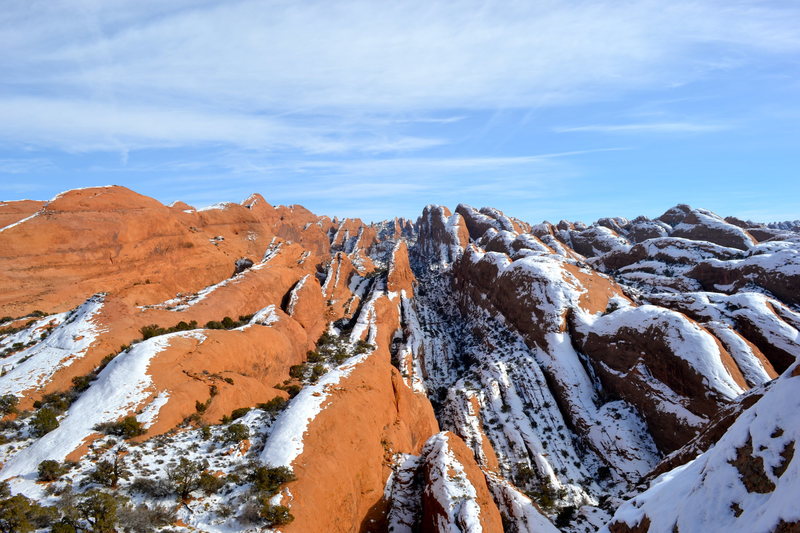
left=195, top=400, right=210, bottom=413
left=86, top=456, right=129, bottom=489
left=37, top=460, right=67, bottom=482
left=139, top=324, right=164, bottom=340
left=224, top=423, right=250, bottom=443
left=166, top=458, right=202, bottom=500
left=198, top=472, right=226, bottom=495
left=230, top=407, right=250, bottom=420
left=250, top=465, right=296, bottom=495
left=306, top=350, right=323, bottom=363
left=288, top=365, right=305, bottom=379
left=310, top=364, right=325, bottom=382
left=94, top=417, right=145, bottom=439
left=257, top=397, right=287, bottom=413
left=77, top=489, right=125, bottom=533
left=260, top=502, right=294, bottom=526
left=36, top=392, right=74, bottom=415
left=0, top=395, right=18, bottom=416
left=50, top=522, right=77, bottom=533
left=0, top=493, right=57, bottom=533
left=71, top=375, right=92, bottom=393
left=30, top=408, right=59, bottom=437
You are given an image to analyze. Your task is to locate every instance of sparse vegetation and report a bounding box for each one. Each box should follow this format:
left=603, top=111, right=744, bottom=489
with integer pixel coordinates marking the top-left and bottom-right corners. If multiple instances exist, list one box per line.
left=30, top=408, right=59, bottom=437
left=37, top=460, right=68, bottom=482
left=166, top=457, right=204, bottom=500
left=95, top=416, right=145, bottom=439
left=224, top=423, right=250, bottom=443
left=0, top=395, right=18, bottom=416
left=259, top=502, right=294, bottom=527
left=85, top=454, right=130, bottom=488
left=257, top=396, right=287, bottom=413
left=249, top=465, right=296, bottom=495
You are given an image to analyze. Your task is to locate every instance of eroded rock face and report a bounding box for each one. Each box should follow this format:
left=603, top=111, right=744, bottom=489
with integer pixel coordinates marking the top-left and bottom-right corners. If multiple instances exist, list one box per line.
left=0, top=188, right=797, bottom=533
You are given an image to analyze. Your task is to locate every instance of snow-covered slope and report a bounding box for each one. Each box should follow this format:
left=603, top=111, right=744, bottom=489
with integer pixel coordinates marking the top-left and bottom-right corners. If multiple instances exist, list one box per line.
left=0, top=189, right=797, bottom=533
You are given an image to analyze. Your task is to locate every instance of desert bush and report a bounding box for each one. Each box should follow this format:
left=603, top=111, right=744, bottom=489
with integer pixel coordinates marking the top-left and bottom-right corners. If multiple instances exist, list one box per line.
left=128, top=477, right=172, bottom=499
left=198, top=472, right=226, bottom=495
left=259, top=502, right=294, bottom=526
left=224, top=423, right=250, bottom=443
left=0, top=493, right=57, bottom=533
left=166, top=458, right=203, bottom=499
left=37, top=460, right=68, bottom=482
left=230, top=407, right=250, bottom=420
left=288, top=364, right=305, bottom=379
left=77, top=489, right=126, bottom=533
left=257, top=397, right=287, bottom=413
left=95, top=417, right=145, bottom=439
left=117, top=503, right=176, bottom=532
left=86, top=455, right=130, bottom=488
left=250, top=465, right=296, bottom=495
left=30, top=408, right=59, bottom=437
left=0, top=395, right=18, bottom=416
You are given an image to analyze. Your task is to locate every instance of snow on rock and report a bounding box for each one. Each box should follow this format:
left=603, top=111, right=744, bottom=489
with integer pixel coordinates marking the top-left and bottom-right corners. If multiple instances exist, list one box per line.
left=648, top=291, right=799, bottom=374
left=0, top=331, right=206, bottom=485
left=136, top=391, right=171, bottom=429
left=419, top=432, right=494, bottom=533
left=0, top=295, right=105, bottom=397
left=248, top=304, right=280, bottom=326
left=671, top=207, right=756, bottom=250
left=284, top=274, right=309, bottom=316
left=0, top=211, right=41, bottom=233
left=580, top=305, right=746, bottom=401
left=259, top=336, right=376, bottom=469
left=415, top=205, right=468, bottom=265
left=386, top=454, right=425, bottom=532
left=0, top=312, right=68, bottom=353
left=602, top=362, right=800, bottom=533
left=484, top=472, right=560, bottom=533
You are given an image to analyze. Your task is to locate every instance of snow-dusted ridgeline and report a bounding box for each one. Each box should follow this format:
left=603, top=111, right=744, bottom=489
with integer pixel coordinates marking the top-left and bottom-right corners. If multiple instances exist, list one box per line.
left=0, top=295, right=105, bottom=397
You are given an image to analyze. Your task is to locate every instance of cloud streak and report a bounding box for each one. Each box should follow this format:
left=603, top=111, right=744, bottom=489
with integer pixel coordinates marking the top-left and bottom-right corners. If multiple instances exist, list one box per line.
left=1, top=0, right=798, bottom=153
left=554, top=122, right=730, bottom=134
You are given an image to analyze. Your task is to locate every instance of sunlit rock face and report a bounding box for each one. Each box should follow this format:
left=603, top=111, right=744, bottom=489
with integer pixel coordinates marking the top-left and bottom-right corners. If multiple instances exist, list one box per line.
left=1, top=190, right=797, bottom=532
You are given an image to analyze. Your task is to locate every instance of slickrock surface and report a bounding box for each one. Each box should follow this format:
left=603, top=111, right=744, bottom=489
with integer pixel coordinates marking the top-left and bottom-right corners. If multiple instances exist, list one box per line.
left=0, top=187, right=797, bottom=532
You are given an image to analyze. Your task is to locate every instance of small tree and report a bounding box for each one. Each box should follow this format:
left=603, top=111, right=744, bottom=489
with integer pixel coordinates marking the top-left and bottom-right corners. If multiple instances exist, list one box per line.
left=30, top=408, right=59, bottom=437
left=166, top=458, right=202, bottom=500
left=260, top=502, right=294, bottom=527
left=224, top=423, right=250, bottom=443
left=87, top=454, right=130, bottom=488
left=0, top=494, right=57, bottom=533
left=95, top=416, right=145, bottom=439
left=77, top=490, right=125, bottom=533
left=257, top=397, right=287, bottom=414
left=198, top=472, right=226, bottom=495
left=250, top=465, right=296, bottom=495
left=37, top=460, right=67, bottom=482
left=0, top=395, right=18, bottom=416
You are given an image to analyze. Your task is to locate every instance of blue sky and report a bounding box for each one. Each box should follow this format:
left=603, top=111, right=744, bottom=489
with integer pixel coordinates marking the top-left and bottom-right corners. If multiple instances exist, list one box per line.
left=1, top=0, right=798, bottom=223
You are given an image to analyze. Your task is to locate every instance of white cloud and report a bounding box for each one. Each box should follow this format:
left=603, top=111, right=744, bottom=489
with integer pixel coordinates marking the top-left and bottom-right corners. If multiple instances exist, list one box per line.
left=554, top=122, right=730, bottom=134
left=0, top=0, right=797, bottom=153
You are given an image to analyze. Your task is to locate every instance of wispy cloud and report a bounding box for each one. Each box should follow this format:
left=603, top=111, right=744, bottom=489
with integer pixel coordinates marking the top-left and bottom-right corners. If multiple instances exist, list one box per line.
left=554, top=122, right=730, bottom=134
left=0, top=158, right=57, bottom=174
left=0, top=0, right=798, bottom=155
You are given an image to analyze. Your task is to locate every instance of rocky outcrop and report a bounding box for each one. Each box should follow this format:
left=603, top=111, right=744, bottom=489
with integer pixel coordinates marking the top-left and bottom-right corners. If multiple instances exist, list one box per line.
left=1, top=187, right=797, bottom=533
left=602, top=362, right=800, bottom=533
left=415, top=205, right=469, bottom=264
